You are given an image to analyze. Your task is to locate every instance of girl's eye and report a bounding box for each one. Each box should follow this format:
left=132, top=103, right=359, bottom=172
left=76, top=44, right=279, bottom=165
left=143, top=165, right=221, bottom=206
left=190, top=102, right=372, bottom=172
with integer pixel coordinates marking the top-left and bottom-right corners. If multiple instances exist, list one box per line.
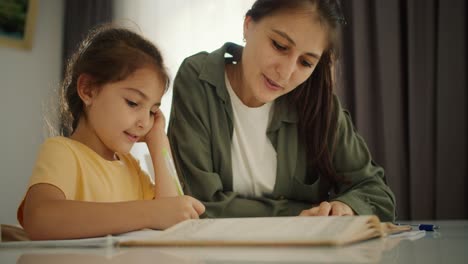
left=272, top=40, right=287, bottom=51
left=300, top=59, right=313, bottom=68
left=149, top=107, right=159, bottom=116
left=125, top=99, right=138, bottom=108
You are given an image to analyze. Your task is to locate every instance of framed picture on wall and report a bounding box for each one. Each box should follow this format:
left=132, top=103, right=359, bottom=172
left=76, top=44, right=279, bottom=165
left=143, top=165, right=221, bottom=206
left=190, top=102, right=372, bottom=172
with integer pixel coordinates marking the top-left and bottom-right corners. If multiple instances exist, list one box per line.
left=0, top=0, right=38, bottom=50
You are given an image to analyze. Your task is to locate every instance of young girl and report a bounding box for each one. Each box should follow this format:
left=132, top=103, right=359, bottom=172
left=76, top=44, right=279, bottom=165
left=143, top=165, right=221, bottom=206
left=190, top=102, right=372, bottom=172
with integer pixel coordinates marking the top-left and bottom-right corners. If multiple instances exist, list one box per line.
left=17, top=25, right=205, bottom=240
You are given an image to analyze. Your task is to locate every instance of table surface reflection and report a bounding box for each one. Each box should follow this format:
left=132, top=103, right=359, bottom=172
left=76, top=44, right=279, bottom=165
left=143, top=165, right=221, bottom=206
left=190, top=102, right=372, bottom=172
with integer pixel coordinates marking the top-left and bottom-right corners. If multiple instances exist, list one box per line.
left=1, top=220, right=467, bottom=264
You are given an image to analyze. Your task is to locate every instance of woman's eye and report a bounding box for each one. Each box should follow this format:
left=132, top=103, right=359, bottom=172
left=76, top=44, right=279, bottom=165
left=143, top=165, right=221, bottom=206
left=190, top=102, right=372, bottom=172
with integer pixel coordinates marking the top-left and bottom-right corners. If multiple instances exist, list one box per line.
left=301, top=59, right=313, bottom=68
left=125, top=99, right=138, bottom=108
left=149, top=111, right=156, bottom=116
left=272, top=40, right=287, bottom=51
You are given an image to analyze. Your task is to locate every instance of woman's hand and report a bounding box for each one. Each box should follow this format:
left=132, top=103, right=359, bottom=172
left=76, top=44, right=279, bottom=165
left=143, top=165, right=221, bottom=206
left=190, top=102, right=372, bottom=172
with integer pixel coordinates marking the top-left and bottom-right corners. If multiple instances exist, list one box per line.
left=149, top=196, right=206, bottom=230
left=299, top=201, right=355, bottom=217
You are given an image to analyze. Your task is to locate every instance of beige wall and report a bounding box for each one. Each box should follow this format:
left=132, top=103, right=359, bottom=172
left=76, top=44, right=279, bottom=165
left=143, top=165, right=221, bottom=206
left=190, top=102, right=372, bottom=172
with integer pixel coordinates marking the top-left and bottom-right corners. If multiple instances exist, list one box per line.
left=0, top=0, right=64, bottom=224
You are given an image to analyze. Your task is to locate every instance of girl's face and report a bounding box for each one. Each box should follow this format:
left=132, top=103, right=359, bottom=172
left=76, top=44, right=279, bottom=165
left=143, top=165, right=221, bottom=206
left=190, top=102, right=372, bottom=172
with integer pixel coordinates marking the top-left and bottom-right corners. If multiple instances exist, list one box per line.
left=80, top=66, right=164, bottom=160
left=241, top=7, right=328, bottom=107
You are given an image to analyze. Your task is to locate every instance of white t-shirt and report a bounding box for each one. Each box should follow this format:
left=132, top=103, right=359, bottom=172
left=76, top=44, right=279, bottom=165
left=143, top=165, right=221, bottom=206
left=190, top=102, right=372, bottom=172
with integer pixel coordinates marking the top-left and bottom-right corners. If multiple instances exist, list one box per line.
left=225, top=72, right=277, bottom=197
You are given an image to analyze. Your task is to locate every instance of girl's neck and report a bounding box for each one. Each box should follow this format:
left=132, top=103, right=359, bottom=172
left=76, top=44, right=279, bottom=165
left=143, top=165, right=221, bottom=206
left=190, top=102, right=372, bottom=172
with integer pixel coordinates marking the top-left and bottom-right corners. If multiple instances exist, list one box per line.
left=70, top=120, right=116, bottom=161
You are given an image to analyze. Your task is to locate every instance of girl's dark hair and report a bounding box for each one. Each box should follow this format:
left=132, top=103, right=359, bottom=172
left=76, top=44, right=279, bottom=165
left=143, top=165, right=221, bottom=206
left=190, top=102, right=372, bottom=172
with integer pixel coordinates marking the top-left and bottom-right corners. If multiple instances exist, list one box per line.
left=59, top=24, right=170, bottom=136
left=246, top=0, right=346, bottom=188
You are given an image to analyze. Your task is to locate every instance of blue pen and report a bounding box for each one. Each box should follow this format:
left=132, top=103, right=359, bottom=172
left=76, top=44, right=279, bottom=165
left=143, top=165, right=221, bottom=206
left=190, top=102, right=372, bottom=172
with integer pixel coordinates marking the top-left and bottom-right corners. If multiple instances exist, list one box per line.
left=396, top=223, right=439, bottom=231
left=413, top=224, right=439, bottom=231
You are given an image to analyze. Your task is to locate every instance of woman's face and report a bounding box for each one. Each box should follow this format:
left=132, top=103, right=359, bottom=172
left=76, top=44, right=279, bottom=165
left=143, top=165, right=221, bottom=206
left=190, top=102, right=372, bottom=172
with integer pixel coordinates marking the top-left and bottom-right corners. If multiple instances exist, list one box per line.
left=241, top=7, right=328, bottom=107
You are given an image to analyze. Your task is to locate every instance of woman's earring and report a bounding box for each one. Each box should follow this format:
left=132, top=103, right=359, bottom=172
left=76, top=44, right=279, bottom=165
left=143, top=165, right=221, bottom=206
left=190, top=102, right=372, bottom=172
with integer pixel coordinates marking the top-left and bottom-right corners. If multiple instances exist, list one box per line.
left=242, top=37, right=246, bottom=43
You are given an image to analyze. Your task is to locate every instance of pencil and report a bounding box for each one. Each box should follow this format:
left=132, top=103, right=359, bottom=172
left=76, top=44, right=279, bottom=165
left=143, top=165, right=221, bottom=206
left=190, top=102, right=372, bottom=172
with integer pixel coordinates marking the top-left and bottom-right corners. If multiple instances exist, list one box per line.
left=162, top=148, right=184, bottom=196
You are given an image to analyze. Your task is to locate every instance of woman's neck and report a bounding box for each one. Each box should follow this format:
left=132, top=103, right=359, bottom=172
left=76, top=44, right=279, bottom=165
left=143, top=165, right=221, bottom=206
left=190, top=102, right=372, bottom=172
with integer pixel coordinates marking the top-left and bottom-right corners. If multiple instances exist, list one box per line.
left=226, top=62, right=262, bottom=107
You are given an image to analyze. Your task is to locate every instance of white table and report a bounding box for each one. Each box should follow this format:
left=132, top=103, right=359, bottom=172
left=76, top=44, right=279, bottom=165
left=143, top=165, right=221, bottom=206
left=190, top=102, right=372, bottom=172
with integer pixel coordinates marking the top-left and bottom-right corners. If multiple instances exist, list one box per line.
left=1, top=220, right=467, bottom=264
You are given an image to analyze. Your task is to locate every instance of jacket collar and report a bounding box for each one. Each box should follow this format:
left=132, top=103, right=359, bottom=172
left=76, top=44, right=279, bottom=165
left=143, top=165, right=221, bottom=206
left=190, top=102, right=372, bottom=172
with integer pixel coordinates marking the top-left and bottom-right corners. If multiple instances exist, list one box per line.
left=198, top=42, right=239, bottom=104
left=269, top=96, right=298, bottom=132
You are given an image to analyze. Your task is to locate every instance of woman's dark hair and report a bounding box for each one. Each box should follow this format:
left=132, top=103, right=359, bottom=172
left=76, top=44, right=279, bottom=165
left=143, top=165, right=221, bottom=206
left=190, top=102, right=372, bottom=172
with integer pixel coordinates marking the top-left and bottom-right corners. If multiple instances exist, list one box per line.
left=246, top=0, right=346, bottom=189
left=59, top=24, right=170, bottom=136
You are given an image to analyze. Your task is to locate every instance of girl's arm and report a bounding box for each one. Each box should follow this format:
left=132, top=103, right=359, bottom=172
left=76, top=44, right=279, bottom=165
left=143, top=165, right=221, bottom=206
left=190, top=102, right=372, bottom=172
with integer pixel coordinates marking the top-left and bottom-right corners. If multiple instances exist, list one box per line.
left=22, top=183, right=204, bottom=240
left=145, top=110, right=179, bottom=197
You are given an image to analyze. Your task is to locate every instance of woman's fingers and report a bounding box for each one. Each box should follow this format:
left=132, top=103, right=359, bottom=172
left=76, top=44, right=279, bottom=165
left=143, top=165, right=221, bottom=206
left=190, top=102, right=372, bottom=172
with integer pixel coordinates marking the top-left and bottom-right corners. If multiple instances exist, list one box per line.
left=330, top=204, right=343, bottom=216
left=330, top=201, right=355, bottom=216
left=299, top=202, right=331, bottom=216
left=316, top=202, right=332, bottom=216
left=299, top=207, right=318, bottom=216
left=299, top=201, right=354, bottom=216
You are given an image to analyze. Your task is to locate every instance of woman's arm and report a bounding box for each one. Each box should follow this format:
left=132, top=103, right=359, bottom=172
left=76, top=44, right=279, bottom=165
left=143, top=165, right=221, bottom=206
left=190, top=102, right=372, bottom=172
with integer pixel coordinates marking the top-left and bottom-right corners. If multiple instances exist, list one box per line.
left=22, top=183, right=204, bottom=240
left=328, top=96, right=396, bottom=222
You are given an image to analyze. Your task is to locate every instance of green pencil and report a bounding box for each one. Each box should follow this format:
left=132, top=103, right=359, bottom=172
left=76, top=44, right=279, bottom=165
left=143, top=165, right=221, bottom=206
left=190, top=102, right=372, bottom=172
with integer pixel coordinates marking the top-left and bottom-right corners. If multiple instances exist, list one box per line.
left=162, top=148, right=184, bottom=196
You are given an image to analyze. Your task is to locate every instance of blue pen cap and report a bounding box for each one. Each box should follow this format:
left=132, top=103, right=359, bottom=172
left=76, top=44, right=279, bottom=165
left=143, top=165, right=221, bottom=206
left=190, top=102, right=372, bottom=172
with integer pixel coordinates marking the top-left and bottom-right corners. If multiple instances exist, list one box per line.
left=418, top=224, right=439, bottom=231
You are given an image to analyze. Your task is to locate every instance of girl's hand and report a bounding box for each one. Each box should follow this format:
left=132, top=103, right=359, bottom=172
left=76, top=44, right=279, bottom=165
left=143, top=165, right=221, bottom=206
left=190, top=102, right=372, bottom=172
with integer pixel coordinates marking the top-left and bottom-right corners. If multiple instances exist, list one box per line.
left=299, top=201, right=355, bottom=217
left=148, top=196, right=206, bottom=230
left=142, top=109, right=166, bottom=146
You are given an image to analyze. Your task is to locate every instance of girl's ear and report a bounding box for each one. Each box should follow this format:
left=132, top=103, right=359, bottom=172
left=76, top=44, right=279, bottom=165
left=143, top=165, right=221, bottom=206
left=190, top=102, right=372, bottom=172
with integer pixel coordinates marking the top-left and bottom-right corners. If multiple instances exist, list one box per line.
left=243, top=16, right=253, bottom=41
left=77, top=73, right=96, bottom=106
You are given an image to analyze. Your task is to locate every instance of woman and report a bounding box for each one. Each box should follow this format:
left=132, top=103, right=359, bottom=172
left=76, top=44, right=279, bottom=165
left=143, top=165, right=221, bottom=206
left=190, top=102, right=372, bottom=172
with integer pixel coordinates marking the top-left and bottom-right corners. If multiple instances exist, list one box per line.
left=168, top=0, right=395, bottom=221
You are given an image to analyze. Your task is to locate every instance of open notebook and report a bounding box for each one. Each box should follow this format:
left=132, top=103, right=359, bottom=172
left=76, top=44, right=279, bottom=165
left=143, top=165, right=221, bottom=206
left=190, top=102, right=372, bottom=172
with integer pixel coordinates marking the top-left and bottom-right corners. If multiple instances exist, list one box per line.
left=1, top=216, right=411, bottom=248
left=120, top=215, right=410, bottom=247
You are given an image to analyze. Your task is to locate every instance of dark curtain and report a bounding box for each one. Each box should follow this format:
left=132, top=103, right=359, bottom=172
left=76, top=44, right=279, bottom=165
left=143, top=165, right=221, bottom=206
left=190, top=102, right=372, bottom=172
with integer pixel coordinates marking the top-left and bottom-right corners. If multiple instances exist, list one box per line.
left=62, top=0, right=113, bottom=69
left=59, top=0, right=113, bottom=136
left=337, top=0, right=467, bottom=220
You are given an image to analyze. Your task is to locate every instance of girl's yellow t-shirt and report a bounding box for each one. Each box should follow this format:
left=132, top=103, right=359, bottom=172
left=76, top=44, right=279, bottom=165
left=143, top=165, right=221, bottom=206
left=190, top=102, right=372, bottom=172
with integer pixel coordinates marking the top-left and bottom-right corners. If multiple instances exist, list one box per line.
left=17, top=137, right=155, bottom=226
